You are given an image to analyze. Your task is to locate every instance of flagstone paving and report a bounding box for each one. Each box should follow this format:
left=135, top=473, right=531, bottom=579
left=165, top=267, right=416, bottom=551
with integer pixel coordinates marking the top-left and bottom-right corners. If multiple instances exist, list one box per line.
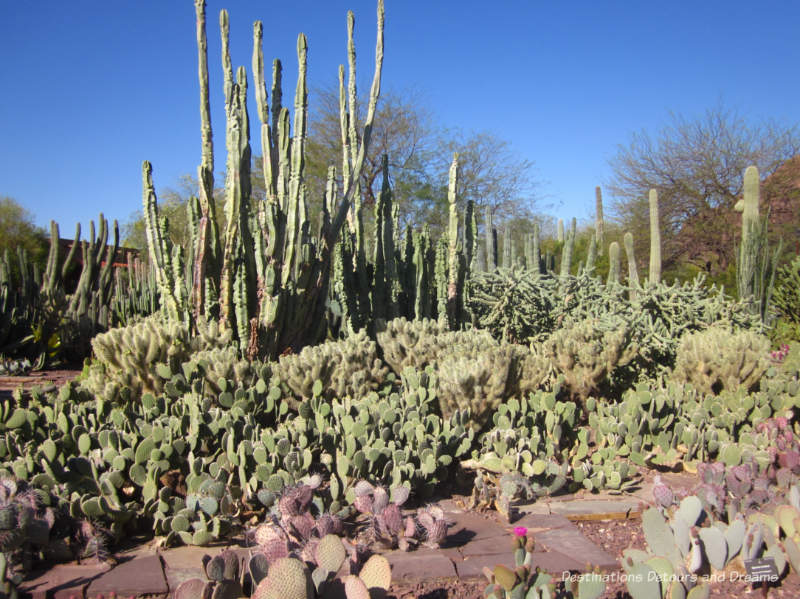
left=20, top=494, right=644, bottom=598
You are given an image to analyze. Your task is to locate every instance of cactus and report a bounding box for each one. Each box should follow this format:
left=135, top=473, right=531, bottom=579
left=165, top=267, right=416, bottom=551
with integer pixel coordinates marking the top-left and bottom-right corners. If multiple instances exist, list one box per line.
left=542, top=316, right=639, bottom=404
left=648, top=189, right=661, bottom=285
left=672, top=327, right=769, bottom=395
left=144, top=0, right=386, bottom=360
left=734, top=165, right=782, bottom=324
left=607, top=241, right=620, bottom=286
left=595, top=186, right=604, bottom=256
left=623, top=232, right=639, bottom=294
left=273, top=329, right=388, bottom=401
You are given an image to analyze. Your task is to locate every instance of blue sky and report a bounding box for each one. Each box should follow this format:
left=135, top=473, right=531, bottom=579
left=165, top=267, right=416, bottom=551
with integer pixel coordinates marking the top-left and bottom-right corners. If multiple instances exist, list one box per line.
left=2, top=1, right=799, bottom=238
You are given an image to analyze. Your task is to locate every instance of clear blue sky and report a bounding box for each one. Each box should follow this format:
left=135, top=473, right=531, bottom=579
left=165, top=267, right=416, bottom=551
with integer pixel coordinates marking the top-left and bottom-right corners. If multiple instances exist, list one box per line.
left=2, top=1, right=799, bottom=238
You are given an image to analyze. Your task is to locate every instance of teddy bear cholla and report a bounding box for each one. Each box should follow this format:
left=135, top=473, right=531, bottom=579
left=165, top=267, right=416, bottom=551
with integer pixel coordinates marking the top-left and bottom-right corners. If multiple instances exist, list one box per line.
left=353, top=480, right=450, bottom=551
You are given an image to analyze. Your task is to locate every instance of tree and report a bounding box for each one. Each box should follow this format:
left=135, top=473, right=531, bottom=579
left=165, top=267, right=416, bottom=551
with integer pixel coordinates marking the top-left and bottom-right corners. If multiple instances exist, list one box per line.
left=607, top=104, right=800, bottom=281
left=0, top=197, right=48, bottom=280
left=302, top=85, right=540, bottom=237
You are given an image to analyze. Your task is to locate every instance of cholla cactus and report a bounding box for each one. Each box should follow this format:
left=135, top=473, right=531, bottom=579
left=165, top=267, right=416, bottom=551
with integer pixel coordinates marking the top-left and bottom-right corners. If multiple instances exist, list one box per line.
left=672, top=327, right=769, bottom=395
left=374, top=317, right=450, bottom=374
left=542, top=316, right=639, bottom=405
left=273, top=329, right=388, bottom=401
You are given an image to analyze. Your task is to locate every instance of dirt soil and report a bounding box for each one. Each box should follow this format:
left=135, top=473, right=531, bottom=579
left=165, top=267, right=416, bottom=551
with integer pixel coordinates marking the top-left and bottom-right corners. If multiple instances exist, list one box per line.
left=0, top=368, right=81, bottom=400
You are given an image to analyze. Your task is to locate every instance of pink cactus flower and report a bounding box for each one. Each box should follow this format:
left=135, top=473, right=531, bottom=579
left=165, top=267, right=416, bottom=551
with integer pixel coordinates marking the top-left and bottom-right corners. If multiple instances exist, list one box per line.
left=513, top=526, right=528, bottom=537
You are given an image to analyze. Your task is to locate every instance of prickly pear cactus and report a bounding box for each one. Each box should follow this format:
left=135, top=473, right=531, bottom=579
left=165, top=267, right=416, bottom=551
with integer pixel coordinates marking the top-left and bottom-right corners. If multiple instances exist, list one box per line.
left=672, top=327, right=770, bottom=395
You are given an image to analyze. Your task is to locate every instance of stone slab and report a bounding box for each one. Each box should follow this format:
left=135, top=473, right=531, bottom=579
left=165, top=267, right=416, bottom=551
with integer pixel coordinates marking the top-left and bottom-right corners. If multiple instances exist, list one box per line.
left=459, top=535, right=517, bottom=557
left=453, top=552, right=514, bottom=579
left=513, top=512, right=576, bottom=532
left=548, top=499, right=643, bottom=519
left=442, top=511, right=507, bottom=548
left=21, top=563, right=109, bottom=599
left=87, top=555, right=168, bottom=597
left=385, top=548, right=456, bottom=582
left=534, top=528, right=619, bottom=570
left=528, top=550, right=592, bottom=575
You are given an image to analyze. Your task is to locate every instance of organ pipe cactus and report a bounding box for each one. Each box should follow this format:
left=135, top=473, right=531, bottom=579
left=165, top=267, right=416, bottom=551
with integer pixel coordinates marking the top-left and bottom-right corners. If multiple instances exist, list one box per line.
left=734, top=165, right=782, bottom=323
left=144, top=1, right=385, bottom=360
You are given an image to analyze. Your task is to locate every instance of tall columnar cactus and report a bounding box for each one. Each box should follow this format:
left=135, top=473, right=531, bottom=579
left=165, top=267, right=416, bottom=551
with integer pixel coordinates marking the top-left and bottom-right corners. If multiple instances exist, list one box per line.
left=556, top=218, right=564, bottom=244
left=445, top=154, right=465, bottom=328
left=373, top=155, right=399, bottom=323
left=585, top=233, right=597, bottom=274
left=191, top=0, right=221, bottom=320
left=623, top=232, right=639, bottom=292
left=531, top=222, right=541, bottom=274
left=734, top=165, right=782, bottom=323
left=736, top=165, right=760, bottom=303
left=143, top=1, right=385, bottom=359
left=595, top=186, right=604, bottom=256
left=502, top=227, right=511, bottom=269
left=559, top=217, right=575, bottom=277
left=607, top=241, right=621, bottom=286
left=485, top=206, right=497, bottom=271
left=648, top=189, right=661, bottom=285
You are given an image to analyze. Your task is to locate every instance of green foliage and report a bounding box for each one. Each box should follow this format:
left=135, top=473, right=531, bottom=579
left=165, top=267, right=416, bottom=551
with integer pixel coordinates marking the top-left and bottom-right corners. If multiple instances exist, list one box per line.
left=0, top=198, right=48, bottom=280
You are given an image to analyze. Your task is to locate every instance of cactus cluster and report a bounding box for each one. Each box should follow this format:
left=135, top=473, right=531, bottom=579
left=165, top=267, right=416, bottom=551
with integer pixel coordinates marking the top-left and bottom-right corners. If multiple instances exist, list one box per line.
left=175, top=538, right=391, bottom=599
left=273, top=330, right=388, bottom=402
left=352, top=480, right=449, bottom=551
left=672, top=326, right=770, bottom=395
left=483, top=529, right=605, bottom=599
left=542, top=315, right=639, bottom=403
